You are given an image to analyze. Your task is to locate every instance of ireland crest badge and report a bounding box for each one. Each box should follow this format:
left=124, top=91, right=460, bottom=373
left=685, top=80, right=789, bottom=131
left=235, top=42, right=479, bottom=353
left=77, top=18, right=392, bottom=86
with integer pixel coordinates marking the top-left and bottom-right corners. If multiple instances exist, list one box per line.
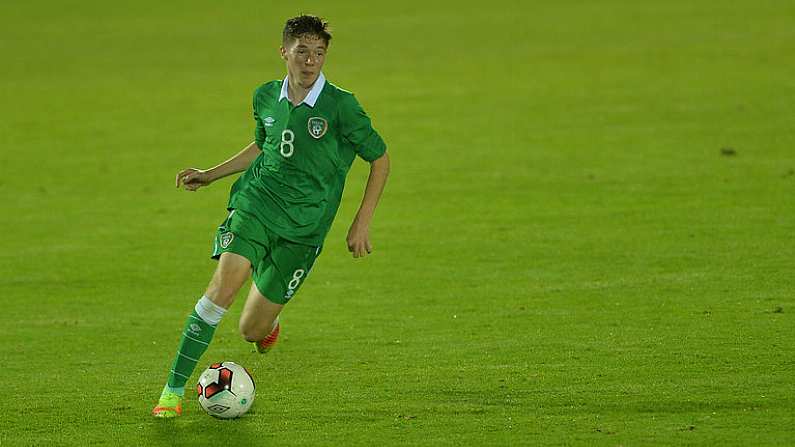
left=220, top=232, right=234, bottom=249
left=307, top=117, right=328, bottom=139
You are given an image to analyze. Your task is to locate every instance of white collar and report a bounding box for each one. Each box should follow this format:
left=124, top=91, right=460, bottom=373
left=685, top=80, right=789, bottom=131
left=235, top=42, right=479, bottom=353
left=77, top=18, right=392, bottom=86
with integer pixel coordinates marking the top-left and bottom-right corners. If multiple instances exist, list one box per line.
left=278, top=72, right=326, bottom=107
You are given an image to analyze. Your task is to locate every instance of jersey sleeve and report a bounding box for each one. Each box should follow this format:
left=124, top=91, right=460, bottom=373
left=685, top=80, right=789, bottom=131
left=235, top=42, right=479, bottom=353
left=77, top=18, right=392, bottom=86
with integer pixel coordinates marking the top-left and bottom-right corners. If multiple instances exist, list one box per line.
left=339, top=94, right=386, bottom=162
left=253, top=88, right=266, bottom=149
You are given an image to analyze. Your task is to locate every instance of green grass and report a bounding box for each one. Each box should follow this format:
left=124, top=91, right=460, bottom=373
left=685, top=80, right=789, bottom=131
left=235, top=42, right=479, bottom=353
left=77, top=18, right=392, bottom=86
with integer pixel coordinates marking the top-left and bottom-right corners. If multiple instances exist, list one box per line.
left=2, top=0, right=794, bottom=445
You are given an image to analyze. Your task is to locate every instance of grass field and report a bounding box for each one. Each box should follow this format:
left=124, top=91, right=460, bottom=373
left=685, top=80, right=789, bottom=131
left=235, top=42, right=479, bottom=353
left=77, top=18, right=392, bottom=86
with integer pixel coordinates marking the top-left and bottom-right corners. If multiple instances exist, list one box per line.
left=1, top=0, right=794, bottom=445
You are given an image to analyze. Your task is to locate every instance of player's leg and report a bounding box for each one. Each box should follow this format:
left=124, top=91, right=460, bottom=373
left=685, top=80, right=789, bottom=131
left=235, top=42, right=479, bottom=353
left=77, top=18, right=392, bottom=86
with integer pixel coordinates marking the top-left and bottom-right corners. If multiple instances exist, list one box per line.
left=242, top=238, right=322, bottom=353
left=239, top=283, right=284, bottom=353
left=204, top=252, right=254, bottom=307
left=153, top=252, right=252, bottom=418
left=153, top=208, right=269, bottom=417
left=166, top=252, right=251, bottom=388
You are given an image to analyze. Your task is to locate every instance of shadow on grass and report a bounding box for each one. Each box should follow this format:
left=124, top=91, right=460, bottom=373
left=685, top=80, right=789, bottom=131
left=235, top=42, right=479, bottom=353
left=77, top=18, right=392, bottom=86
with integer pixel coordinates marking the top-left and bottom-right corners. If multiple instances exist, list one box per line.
left=147, top=406, right=264, bottom=447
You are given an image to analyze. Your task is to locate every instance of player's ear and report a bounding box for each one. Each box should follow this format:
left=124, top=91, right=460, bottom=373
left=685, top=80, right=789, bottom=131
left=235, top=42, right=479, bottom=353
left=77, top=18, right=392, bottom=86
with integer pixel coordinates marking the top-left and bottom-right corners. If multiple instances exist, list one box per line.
left=280, top=46, right=287, bottom=60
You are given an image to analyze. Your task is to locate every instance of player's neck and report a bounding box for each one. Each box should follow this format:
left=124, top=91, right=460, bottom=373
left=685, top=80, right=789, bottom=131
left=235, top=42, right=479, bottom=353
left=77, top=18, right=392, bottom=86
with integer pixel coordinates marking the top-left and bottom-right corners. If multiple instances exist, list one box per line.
left=287, top=74, right=313, bottom=106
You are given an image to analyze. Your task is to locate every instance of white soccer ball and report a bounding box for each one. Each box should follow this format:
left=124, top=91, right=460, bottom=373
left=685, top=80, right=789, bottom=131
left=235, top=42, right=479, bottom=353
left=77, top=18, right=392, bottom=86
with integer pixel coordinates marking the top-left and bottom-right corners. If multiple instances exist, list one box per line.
left=196, top=361, right=256, bottom=419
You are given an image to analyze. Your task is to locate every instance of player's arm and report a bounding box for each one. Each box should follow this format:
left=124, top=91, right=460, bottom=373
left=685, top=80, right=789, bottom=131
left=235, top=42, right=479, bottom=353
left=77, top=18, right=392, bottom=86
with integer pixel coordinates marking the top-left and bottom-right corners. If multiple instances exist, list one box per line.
left=176, top=141, right=261, bottom=191
left=347, top=151, right=390, bottom=258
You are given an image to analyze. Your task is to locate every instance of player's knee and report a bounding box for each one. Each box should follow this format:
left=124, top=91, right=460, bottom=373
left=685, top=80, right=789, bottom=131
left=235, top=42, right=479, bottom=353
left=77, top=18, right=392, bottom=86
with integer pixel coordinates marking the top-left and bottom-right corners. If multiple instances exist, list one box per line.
left=240, top=331, right=261, bottom=343
left=239, top=321, right=263, bottom=343
left=238, top=316, right=275, bottom=342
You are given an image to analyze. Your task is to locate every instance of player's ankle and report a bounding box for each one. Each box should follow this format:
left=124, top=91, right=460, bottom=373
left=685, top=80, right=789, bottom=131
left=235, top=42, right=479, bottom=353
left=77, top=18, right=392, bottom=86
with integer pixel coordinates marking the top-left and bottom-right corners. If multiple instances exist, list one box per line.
left=162, top=385, right=185, bottom=397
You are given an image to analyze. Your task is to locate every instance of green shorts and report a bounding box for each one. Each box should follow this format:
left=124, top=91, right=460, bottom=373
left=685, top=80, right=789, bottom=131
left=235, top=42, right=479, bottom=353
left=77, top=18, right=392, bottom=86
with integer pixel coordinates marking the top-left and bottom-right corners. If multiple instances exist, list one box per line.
left=211, top=209, right=322, bottom=305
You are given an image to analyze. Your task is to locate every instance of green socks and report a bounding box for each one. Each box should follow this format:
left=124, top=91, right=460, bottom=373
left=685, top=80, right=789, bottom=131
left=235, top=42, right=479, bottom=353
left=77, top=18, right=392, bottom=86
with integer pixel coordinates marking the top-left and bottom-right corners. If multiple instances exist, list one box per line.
left=164, top=296, right=227, bottom=396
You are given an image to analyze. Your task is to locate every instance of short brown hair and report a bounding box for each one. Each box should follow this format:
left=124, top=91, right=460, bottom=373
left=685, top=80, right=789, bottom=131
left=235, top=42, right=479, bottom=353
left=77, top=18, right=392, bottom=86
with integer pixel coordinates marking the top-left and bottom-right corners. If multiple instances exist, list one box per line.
left=283, top=15, right=332, bottom=46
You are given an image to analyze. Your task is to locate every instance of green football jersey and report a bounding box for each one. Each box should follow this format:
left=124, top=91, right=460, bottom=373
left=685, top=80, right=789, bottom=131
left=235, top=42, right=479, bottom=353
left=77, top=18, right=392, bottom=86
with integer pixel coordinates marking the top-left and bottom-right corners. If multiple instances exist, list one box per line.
left=227, top=73, right=386, bottom=245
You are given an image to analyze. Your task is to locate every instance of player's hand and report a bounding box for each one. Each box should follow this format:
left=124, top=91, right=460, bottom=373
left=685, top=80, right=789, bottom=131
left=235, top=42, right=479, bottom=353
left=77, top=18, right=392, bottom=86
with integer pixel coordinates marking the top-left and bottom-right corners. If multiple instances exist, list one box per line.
left=176, top=168, right=213, bottom=191
left=346, top=220, right=372, bottom=258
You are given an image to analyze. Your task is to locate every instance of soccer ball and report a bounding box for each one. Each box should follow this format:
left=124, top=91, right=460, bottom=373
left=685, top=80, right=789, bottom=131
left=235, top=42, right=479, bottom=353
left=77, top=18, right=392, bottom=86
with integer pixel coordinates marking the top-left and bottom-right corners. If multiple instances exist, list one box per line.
left=196, top=362, right=256, bottom=419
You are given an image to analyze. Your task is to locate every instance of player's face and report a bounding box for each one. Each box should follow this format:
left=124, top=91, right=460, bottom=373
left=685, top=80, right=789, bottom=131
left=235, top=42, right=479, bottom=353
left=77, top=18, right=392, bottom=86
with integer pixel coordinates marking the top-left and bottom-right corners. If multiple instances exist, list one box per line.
left=281, top=35, right=327, bottom=89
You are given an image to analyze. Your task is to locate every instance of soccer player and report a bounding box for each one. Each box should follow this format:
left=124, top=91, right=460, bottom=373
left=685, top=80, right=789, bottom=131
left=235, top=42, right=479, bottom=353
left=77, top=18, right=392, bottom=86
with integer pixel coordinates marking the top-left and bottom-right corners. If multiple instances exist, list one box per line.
left=152, top=14, right=390, bottom=418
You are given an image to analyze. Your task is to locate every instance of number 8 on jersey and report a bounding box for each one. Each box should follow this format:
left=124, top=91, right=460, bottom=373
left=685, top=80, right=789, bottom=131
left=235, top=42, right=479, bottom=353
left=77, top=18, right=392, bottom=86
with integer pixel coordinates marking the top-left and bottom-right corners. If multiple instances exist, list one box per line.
left=280, top=129, right=295, bottom=158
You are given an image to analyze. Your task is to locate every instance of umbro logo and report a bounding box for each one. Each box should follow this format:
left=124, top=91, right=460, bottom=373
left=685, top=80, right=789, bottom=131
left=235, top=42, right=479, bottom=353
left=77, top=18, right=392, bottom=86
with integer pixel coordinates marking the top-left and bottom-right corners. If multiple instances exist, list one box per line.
left=263, top=116, right=275, bottom=127
left=190, top=323, right=202, bottom=333
left=207, top=404, right=231, bottom=413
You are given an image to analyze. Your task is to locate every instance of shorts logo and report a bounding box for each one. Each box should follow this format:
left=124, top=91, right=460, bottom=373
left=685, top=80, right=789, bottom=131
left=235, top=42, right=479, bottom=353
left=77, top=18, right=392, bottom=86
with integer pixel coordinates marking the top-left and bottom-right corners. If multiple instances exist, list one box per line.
left=220, top=232, right=234, bottom=249
left=307, top=117, right=328, bottom=139
left=263, top=116, right=275, bottom=127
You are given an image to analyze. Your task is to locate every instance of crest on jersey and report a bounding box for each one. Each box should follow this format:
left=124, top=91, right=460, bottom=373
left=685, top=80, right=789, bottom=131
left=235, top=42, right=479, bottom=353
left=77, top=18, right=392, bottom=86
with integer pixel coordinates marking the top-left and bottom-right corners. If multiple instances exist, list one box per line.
left=220, top=232, right=234, bottom=249
left=307, top=117, right=328, bottom=139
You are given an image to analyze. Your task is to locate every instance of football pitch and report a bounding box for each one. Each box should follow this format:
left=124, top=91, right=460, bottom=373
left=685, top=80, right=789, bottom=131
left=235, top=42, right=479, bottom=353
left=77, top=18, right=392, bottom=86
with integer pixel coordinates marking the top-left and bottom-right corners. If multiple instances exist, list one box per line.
left=1, top=0, right=793, bottom=445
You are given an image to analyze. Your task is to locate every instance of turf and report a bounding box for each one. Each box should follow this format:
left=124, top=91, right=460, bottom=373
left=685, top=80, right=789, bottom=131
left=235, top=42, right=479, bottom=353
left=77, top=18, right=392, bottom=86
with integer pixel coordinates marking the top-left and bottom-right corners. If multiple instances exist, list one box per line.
left=1, top=0, right=794, bottom=445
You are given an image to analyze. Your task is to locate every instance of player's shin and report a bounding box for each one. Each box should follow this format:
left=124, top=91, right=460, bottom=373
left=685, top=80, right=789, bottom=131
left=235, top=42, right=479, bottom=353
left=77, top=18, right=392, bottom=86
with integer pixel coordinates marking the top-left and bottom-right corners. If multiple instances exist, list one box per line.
left=163, top=295, right=227, bottom=396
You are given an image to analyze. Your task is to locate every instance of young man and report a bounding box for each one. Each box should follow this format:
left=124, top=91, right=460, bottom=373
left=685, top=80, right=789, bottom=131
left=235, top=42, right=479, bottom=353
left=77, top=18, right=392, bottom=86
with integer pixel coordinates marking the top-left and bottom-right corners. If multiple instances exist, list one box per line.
left=152, top=15, right=390, bottom=418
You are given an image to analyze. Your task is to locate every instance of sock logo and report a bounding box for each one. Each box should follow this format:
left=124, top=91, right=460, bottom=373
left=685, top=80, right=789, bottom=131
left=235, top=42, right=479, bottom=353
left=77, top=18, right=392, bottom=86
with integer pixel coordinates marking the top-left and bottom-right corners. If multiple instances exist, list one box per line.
left=189, top=323, right=202, bottom=334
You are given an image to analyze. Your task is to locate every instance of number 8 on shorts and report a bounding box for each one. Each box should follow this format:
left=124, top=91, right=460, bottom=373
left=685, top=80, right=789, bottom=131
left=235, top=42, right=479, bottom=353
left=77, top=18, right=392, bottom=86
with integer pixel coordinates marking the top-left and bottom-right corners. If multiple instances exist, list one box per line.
left=288, top=269, right=305, bottom=290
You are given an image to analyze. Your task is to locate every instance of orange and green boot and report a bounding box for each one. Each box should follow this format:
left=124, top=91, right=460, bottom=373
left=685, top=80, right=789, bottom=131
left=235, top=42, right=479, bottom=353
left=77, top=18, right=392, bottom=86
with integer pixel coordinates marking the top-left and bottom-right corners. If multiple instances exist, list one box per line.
left=256, top=322, right=281, bottom=354
left=152, top=390, right=183, bottom=418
